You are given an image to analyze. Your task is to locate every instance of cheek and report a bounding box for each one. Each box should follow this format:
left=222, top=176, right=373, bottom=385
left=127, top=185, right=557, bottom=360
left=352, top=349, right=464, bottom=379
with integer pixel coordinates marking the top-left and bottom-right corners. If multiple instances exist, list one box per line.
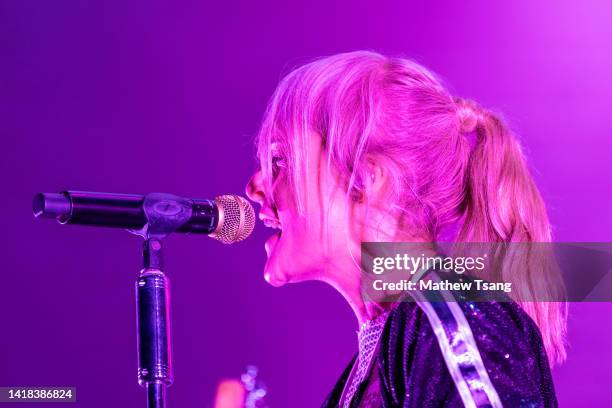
left=274, top=210, right=326, bottom=275
left=271, top=165, right=356, bottom=269
left=281, top=199, right=351, bottom=256
left=279, top=210, right=313, bottom=248
left=270, top=172, right=293, bottom=210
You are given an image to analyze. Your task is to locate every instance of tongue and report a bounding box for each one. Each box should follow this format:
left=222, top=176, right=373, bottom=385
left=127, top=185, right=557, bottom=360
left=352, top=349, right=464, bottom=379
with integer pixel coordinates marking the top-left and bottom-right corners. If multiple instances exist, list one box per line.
left=265, top=231, right=281, bottom=255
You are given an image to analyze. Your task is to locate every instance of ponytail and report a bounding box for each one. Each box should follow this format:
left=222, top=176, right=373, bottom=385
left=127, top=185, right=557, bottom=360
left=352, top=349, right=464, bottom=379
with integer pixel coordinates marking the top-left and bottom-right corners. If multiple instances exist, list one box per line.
left=455, top=98, right=567, bottom=366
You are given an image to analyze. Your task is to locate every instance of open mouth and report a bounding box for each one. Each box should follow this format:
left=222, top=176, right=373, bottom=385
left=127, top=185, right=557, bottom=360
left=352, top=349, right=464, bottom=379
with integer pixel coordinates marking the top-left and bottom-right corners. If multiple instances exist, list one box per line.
left=260, top=213, right=282, bottom=255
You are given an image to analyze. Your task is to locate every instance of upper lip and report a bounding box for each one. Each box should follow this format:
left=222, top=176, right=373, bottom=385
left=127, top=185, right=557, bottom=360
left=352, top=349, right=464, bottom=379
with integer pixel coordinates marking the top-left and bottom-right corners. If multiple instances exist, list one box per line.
left=259, top=210, right=282, bottom=230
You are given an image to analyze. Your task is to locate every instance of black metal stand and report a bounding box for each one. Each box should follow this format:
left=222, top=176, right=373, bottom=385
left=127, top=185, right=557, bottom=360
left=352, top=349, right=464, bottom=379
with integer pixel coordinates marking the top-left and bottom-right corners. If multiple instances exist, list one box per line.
left=32, top=191, right=216, bottom=408
left=136, top=238, right=173, bottom=408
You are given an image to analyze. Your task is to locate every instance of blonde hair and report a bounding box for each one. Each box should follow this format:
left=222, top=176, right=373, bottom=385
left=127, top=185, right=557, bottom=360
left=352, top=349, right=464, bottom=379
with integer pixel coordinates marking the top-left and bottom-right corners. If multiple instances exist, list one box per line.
left=256, top=51, right=566, bottom=365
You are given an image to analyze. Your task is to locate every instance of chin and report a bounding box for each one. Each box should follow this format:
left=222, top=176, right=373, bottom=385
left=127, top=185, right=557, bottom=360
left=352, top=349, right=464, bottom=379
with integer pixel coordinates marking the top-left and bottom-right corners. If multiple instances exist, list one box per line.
left=263, top=260, right=289, bottom=287
left=264, top=271, right=287, bottom=287
left=263, top=259, right=319, bottom=287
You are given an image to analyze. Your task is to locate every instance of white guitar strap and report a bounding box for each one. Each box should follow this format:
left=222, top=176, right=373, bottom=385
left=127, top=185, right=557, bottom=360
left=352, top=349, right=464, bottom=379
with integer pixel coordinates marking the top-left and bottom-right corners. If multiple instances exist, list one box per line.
left=409, top=270, right=503, bottom=408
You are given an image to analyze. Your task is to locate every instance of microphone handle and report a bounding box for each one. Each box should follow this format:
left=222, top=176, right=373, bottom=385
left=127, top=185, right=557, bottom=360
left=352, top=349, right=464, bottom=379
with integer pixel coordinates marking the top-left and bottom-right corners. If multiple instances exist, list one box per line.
left=33, top=191, right=218, bottom=234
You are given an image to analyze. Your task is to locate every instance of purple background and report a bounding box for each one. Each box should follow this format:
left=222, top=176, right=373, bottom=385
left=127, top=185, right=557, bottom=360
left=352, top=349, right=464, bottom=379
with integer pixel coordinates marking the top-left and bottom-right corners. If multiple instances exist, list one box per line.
left=2, top=1, right=611, bottom=407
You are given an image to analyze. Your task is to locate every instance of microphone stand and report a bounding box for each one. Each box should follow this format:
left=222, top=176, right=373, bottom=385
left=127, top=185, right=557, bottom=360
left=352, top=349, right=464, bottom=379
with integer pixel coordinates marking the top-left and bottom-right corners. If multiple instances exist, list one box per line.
left=133, top=193, right=194, bottom=408
left=137, top=237, right=172, bottom=408
left=33, top=191, right=252, bottom=408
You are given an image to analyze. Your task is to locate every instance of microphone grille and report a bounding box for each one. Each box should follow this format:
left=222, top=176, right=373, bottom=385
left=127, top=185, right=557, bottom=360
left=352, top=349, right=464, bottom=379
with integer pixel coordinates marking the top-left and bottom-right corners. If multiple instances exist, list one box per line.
left=212, top=195, right=255, bottom=244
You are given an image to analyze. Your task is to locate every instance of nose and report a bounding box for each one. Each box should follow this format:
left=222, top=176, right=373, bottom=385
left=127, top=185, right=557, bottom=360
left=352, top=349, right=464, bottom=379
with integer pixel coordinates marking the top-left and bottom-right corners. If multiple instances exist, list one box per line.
left=245, top=168, right=266, bottom=205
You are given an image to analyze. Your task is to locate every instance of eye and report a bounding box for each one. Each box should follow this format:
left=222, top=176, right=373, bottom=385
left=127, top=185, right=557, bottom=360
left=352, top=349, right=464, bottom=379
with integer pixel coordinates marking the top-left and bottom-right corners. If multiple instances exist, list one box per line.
left=272, top=155, right=286, bottom=168
left=271, top=155, right=286, bottom=178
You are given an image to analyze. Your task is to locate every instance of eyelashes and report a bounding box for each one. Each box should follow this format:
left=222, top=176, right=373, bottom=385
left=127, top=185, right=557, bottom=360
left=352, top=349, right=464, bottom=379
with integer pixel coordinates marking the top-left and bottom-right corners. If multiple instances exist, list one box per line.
left=271, top=155, right=286, bottom=179
left=269, top=141, right=286, bottom=179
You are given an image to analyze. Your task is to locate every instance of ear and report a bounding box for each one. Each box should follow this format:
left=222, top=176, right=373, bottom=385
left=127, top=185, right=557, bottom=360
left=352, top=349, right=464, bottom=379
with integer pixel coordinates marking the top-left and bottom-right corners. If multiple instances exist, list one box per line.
left=363, top=154, right=389, bottom=202
left=349, top=155, right=397, bottom=242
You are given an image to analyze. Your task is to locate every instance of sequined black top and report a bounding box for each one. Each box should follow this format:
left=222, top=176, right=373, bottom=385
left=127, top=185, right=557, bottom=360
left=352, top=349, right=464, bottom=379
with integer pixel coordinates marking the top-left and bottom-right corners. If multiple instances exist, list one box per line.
left=321, top=300, right=558, bottom=407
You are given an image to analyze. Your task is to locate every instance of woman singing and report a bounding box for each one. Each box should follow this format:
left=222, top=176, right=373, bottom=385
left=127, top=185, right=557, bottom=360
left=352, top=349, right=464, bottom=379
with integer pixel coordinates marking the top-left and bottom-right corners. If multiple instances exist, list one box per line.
left=245, top=51, right=565, bottom=407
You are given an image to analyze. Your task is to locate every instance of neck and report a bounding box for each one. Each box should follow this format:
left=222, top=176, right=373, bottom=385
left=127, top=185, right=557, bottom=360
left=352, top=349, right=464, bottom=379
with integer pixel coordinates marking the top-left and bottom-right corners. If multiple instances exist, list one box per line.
left=322, top=266, right=380, bottom=327
left=322, top=240, right=438, bottom=327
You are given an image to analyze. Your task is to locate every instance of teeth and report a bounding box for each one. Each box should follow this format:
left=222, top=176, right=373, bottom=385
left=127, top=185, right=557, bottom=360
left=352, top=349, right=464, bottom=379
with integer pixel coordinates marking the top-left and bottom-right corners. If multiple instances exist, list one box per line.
left=262, top=218, right=282, bottom=230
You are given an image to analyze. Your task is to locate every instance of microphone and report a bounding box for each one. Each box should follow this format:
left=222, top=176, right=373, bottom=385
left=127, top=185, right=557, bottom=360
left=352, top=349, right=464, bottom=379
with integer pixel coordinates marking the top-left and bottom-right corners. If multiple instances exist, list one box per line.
left=33, top=191, right=255, bottom=244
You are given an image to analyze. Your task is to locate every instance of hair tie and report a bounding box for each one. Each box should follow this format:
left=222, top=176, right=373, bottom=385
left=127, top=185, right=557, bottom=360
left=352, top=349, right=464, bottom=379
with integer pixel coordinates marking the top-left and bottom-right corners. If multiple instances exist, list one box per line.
left=454, top=97, right=481, bottom=134
left=458, top=108, right=478, bottom=133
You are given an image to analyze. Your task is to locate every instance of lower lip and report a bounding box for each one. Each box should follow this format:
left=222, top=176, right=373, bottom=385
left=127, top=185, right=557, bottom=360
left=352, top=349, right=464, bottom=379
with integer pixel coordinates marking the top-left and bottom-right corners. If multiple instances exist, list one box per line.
left=264, top=231, right=281, bottom=255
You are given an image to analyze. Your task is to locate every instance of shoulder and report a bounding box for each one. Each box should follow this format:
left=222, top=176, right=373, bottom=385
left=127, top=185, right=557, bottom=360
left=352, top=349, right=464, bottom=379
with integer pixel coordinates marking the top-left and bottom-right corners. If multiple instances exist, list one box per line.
left=378, top=302, right=460, bottom=406
left=378, top=300, right=557, bottom=407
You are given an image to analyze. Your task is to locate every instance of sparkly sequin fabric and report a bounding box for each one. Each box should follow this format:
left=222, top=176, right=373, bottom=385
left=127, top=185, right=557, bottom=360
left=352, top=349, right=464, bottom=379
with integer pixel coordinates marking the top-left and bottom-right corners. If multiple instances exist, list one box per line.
left=321, top=300, right=558, bottom=407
